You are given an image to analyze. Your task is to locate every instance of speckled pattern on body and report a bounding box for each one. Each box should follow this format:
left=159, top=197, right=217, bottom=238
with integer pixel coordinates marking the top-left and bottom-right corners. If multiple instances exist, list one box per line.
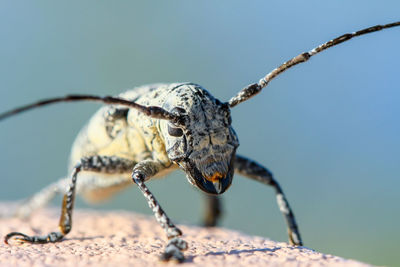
left=2, top=83, right=301, bottom=262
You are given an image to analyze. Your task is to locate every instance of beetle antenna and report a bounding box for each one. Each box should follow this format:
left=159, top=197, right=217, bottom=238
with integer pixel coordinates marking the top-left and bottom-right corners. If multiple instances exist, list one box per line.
left=0, top=94, right=185, bottom=125
left=228, top=21, right=400, bottom=108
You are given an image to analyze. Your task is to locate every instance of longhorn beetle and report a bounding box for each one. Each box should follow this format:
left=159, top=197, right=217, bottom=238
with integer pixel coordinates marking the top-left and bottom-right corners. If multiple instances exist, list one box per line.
left=1, top=21, right=399, bottom=263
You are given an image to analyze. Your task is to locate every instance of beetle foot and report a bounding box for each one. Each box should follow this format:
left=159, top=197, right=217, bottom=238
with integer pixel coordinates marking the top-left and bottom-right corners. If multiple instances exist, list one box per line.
left=159, top=237, right=188, bottom=263
left=4, top=231, right=64, bottom=245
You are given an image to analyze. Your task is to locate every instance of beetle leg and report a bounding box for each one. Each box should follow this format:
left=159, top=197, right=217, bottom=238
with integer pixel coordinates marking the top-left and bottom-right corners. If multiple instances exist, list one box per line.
left=202, top=194, right=223, bottom=227
left=0, top=178, right=68, bottom=219
left=4, top=156, right=134, bottom=245
left=8, top=178, right=69, bottom=219
left=234, top=154, right=303, bottom=246
left=131, top=160, right=187, bottom=263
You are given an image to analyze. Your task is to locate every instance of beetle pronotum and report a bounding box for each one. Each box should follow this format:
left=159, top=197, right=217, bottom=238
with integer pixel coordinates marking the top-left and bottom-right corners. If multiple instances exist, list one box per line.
left=1, top=21, right=399, bottom=262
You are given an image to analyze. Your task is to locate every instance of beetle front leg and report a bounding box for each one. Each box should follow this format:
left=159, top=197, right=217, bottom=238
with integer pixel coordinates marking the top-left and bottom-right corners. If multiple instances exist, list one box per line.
left=4, top=168, right=81, bottom=244
left=131, top=160, right=187, bottom=263
left=234, top=154, right=303, bottom=246
left=4, top=156, right=134, bottom=245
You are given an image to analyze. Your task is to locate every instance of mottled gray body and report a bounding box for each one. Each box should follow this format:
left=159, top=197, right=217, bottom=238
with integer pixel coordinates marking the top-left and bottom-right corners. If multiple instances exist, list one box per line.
left=69, top=84, right=177, bottom=202
left=4, top=83, right=300, bottom=262
left=70, top=83, right=237, bottom=201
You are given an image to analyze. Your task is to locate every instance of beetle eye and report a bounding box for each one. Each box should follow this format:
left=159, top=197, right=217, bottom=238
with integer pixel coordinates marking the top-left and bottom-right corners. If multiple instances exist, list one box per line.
left=227, top=115, right=232, bottom=125
left=168, top=124, right=183, bottom=137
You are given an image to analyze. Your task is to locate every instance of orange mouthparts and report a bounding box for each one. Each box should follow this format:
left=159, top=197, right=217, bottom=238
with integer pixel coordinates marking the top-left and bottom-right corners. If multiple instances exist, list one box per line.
left=205, top=172, right=224, bottom=182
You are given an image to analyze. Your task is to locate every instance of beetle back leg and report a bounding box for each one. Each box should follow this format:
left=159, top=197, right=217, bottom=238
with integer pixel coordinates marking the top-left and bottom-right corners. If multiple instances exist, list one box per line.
left=0, top=178, right=68, bottom=219
left=13, top=178, right=69, bottom=219
left=202, top=194, right=222, bottom=227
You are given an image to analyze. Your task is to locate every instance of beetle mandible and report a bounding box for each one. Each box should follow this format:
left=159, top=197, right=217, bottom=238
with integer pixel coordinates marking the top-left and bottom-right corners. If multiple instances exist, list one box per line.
left=1, top=21, right=399, bottom=262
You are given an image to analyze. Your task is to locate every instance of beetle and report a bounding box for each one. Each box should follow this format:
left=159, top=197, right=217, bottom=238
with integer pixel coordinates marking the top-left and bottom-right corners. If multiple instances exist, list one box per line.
left=0, top=21, right=399, bottom=262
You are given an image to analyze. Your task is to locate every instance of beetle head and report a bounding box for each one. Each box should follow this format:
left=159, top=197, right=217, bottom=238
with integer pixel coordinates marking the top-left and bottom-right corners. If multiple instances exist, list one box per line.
left=160, top=84, right=239, bottom=195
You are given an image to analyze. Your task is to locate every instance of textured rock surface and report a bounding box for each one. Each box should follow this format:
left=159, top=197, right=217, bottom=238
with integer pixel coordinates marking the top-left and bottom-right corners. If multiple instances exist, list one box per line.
left=0, top=207, right=370, bottom=267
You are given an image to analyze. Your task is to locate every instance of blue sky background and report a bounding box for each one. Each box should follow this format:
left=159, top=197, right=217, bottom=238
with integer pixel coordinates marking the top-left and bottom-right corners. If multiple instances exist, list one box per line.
left=0, top=2, right=399, bottom=266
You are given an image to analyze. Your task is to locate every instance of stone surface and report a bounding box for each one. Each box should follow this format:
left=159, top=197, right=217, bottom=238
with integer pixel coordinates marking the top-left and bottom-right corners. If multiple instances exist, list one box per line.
left=0, top=206, right=370, bottom=267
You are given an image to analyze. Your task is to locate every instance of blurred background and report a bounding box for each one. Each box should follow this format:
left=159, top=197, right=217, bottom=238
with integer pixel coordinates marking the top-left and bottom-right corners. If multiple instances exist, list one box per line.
left=1, top=1, right=399, bottom=266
